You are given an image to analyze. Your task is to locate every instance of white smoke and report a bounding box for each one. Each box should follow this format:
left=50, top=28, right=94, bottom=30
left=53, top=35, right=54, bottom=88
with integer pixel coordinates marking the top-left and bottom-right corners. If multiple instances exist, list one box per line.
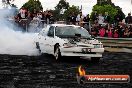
left=0, top=8, right=39, bottom=56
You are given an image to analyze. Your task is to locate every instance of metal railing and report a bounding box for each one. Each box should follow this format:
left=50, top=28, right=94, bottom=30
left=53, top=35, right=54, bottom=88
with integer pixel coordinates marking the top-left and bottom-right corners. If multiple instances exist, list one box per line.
left=96, top=37, right=132, bottom=48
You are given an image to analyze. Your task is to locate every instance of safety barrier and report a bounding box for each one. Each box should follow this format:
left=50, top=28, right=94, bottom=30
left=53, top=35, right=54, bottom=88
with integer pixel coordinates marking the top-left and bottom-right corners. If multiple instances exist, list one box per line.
left=96, top=37, right=132, bottom=48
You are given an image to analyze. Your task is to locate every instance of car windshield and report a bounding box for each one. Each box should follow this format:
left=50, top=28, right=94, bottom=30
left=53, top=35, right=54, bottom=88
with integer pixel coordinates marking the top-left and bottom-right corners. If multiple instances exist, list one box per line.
left=55, top=26, right=91, bottom=39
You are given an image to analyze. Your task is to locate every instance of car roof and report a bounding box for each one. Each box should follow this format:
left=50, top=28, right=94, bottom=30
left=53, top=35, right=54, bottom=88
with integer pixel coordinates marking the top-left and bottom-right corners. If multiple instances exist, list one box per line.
left=51, top=24, right=80, bottom=27
left=41, top=24, right=83, bottom=33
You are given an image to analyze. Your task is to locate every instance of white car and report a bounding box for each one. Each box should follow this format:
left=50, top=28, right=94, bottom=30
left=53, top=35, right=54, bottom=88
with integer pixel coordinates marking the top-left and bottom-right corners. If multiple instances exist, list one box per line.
left=35, top=24, right=104, bottom=61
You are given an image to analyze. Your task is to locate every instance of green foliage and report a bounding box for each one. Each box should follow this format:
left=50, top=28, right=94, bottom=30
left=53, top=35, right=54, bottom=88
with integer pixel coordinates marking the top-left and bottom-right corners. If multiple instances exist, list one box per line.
left=91, top=4, right=118, bottom=23
left=53, top=9, right=60, bottom=21
left=53, top=0, right=79, bottom=21
left=55, top=0, right=69, bottom=10
left=97, top=0, right=112, bottom=5
left=64, top=5, right=80, bottom=18
left=53, top=0, right=70, bottom=21
left=22, top=0, right=43, bottom=13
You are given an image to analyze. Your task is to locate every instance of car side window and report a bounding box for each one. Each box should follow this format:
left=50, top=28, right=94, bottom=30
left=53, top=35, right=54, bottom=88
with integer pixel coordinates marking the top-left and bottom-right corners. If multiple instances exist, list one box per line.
left=47, top=26, right=54, bottom=37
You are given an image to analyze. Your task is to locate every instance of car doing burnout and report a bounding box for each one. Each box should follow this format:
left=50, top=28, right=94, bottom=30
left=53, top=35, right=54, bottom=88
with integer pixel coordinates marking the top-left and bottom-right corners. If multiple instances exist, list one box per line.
left=35, top=24, right=104, bottom=61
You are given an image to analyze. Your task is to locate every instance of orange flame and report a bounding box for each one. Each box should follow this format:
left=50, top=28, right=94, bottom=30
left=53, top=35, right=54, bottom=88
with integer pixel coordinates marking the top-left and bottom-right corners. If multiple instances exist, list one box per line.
left=78, top=66, right=86, bottom=76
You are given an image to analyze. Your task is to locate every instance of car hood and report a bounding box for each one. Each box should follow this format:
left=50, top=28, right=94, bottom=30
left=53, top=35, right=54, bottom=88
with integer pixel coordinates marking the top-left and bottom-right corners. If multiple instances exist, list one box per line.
left=62, top=38, right=102, bottom=45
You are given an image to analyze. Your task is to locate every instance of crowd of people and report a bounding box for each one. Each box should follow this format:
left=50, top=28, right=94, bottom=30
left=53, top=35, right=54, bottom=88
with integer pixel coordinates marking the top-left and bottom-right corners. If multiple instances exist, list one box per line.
left=14, top=7, right=132, bottom=38
left=14, top=7, right=54, bottom=32
left=67, top=11, right=132, bottom=38
left=91, top=22, right=132, bottom=38
left=90, top=12, right=132, bottom=38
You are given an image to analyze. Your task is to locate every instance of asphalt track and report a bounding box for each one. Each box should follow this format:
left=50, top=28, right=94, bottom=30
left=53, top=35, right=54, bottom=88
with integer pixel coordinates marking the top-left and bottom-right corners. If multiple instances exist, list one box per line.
left=0, top=52, right=132, bottom=88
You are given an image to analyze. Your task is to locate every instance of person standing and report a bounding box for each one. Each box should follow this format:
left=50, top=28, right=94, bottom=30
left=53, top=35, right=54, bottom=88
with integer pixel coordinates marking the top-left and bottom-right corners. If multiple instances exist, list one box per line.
left=91, top=11, right=98, bottom=24
left=49, top=12, right=54, bottom=24
left=76, top=11, right=85, bottom=26
left=104, top=12, right=110, bottom=23
left=99, top=26, right=106, bottom=37
left=83, top=14, right=90, bottom=31
left=123, top=27, right=130, bottom=38
left=19, top=7, right=27, bottom=19
left=114, top=12, right=123, bottom=26
left=70, top=12, right=77, bottom=25
left=125, top=13, right=132, bottom=24
left=98, top=14, right=104, bottom=25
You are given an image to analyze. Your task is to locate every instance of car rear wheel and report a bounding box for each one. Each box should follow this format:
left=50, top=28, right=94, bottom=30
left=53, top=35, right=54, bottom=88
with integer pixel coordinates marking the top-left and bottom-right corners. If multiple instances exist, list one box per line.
left=54, top=46, right=61, bottom=61
left=36, top=42, right=41, bottom=54
left=91, top=57, right=100, bottom=62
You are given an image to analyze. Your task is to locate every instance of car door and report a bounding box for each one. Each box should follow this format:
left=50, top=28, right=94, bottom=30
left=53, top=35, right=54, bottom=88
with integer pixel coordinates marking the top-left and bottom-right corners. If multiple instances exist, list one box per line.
left=37, top=29, right=49, bottom=53
left=45, top=26, right=55, bottom=54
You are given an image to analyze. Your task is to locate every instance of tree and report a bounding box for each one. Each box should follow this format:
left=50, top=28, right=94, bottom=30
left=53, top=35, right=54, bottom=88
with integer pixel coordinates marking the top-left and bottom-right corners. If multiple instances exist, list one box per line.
left=97, top=0, right=112, bottom=5
left=53, top=0, right=70, bottom=21
left=55, top=0, right=69, bottom=10
left=91, top=3, right=125, bottom=23
left=64, top=5, right=80, bottom=19
left=22, top=0, right=43, bottom=13
left=91, top=5, right=118, bottom=23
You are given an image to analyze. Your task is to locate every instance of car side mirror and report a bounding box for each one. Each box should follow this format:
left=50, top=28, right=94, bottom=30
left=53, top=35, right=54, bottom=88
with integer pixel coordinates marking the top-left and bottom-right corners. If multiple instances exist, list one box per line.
left=91, top=35, right=95, bottom=40
left=91, top=35, right=95, bottom=38
left=47, top=33, right=54, bottom=37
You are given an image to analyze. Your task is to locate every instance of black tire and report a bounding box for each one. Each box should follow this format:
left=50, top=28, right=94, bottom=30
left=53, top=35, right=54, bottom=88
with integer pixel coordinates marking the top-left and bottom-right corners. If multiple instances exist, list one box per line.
left=36, top=42, right=41, bottom=54
left=91, top=57, right=100, bottom=62
left=54, top=45, right=61, bottom=61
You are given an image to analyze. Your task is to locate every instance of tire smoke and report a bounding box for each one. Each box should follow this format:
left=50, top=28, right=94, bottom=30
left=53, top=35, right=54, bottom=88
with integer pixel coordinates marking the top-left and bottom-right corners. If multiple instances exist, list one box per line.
left=0, top=8, right=40, bottom=56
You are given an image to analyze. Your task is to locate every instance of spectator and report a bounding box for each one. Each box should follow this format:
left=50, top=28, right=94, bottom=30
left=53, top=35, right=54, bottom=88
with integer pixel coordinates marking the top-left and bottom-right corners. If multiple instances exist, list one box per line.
left=104, top=12, right=110, bottom=23
left=32, top=14, right=40, bottom=26
left=123, top=27, right=130, bottom=38
left=19, top=7, right=27, bottom=19
left=26, top=11, right=32, bottom=30
left=49, top=12, right=54, bottom=24
left=107, top=26, right=113, bottom=38
left=125, top=13, right=132, bottom=24
left=27, top=11, right=32, bottom=22
left=32, top=9, right=37, bottom=18
left=114, top=12, right=123, bottom=25
left=76, top=11, right=85, bottom=26
left=69, top=12, right=76, bottom=25
left=37, top=12, right=42, bottom=19
left=90, top=27, right=98, bottom=37
left=91, top=11, right=98, bottom=24
left=83, top=14, right=90, bottom=24
left=41, top=11, right=46, bottom=24
left=118, top=22, right=125, bottom=37
left=113, top=29, right=119, bottom=38
left=46, top=11, right=51, bottom=24
left=83, top=14, right=90, bottom=30
left=99, top=26, right=106, bottom=37
left=98, top=14, right=104, bottom=25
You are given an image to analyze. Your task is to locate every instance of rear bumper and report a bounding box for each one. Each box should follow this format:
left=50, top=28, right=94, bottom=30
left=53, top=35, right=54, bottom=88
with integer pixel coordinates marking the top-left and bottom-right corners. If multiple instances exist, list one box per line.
left=60, top=47, right=104, bottom=57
